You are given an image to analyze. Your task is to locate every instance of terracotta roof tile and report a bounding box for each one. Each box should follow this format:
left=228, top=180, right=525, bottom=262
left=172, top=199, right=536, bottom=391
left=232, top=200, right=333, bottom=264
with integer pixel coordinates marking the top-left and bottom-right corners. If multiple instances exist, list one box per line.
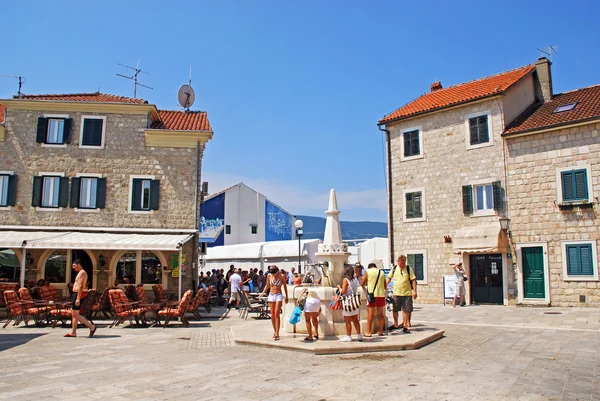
left=14, top=92, right=147, bottom=104
left=379, top=65, right=535, bottom=124
left=0, top=104, right=4, bottom=123
left=152, top=110, right=212, bottom=131
left=504, top=84, right=600, bottom=135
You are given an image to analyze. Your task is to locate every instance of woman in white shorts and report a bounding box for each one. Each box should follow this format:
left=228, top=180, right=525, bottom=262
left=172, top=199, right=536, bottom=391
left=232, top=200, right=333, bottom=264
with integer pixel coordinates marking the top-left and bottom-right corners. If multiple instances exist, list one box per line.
left=337, top=265, right=362, bottom=342
left=299, top=288, right=321, bottom=341
left=258, top=265, right=288, bottom=340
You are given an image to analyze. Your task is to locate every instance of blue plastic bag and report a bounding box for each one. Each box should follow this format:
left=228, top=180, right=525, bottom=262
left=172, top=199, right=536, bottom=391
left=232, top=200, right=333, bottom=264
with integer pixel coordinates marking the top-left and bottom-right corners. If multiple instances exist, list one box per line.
left=289, top=306, right=302, bottom=325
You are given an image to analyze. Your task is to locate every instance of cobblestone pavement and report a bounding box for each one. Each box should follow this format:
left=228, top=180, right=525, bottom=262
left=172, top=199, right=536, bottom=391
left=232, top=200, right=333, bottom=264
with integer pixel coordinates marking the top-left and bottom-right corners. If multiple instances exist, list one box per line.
left=0, top=305, right=598, bottom=400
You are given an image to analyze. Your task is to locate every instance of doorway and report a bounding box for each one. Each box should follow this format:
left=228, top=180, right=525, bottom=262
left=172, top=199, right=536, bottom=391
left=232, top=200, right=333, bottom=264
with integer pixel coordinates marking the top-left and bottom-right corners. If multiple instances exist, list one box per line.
left=470, top=254, right=503, bottom=304
left=522, top=247, right=545, bottom=299
left=70, top=250, right=93, bottom=289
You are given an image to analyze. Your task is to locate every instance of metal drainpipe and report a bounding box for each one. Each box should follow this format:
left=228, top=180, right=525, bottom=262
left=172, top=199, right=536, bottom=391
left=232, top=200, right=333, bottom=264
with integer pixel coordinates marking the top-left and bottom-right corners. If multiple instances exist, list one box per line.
left=378, top=124, right=394, bottom=265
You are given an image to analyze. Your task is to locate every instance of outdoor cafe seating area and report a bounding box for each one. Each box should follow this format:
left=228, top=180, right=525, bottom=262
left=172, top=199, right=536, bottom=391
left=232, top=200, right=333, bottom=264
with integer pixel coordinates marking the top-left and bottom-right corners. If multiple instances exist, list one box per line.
left=0, top=282, right=219, bottom=330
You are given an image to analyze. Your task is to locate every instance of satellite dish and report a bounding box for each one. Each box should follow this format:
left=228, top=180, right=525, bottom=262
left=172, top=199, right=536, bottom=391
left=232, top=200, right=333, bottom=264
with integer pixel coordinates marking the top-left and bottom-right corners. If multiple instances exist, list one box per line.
left=178, top=84, right=195, bottom=109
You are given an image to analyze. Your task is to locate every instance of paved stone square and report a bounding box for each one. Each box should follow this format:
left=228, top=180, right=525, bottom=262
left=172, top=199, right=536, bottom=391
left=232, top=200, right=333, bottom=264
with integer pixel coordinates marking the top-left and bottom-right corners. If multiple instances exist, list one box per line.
left=0, top=305, right=599, bottom=400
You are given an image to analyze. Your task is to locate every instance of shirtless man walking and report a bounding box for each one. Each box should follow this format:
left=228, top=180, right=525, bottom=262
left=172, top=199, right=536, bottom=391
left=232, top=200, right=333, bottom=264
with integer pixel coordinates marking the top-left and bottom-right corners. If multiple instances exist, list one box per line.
left=65, top=259, right=97, bottom=338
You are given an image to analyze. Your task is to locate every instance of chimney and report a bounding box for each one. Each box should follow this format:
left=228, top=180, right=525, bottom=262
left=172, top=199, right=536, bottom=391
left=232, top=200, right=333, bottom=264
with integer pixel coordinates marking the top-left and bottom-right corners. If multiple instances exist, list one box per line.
left=534, top=57, right=553, bottom=103
left=430, top=81, right=443, bottom=92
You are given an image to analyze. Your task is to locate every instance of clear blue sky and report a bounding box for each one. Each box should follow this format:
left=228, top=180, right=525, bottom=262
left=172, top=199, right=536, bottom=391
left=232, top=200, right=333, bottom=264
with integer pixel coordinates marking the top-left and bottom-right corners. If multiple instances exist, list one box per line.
left=2, top=1, right=598, bottom=222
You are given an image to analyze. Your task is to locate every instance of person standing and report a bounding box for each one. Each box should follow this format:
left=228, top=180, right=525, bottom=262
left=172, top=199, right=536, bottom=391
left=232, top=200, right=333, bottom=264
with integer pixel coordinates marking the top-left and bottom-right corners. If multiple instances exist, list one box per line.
left=288, top=267, right=296, bottom=285
left=64, top=259, right=96, bottom=338
left=298, top=288, right=321, bottom=342
left=258, top=265, right=288, bottom=341
left=227, top=268, right=242, bottom=309
left=452, top=262, right=466, bottom=307
left=386, top=255, right=417, bottom=333
left=353, top=262, right=364, bottom=281
left=337, top=265, right=362, bottom=342
left=360, top=262, right=386, bottom=337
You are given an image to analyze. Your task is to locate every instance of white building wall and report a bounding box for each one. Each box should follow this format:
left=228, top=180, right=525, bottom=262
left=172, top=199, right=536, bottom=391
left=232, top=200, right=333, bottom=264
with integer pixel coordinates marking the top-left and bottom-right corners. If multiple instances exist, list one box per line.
left=223, top=184, right=268, bottom=245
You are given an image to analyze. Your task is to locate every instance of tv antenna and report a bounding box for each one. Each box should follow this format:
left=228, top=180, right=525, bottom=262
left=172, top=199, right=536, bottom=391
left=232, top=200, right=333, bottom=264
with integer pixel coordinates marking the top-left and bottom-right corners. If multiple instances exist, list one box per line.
left=116, top=60, right=153, bottom=98
left=177, top=65, right=195, bottom=111
left=1, top=74, right=26, bottom=96
left=537, top=45, right=558, bottom=62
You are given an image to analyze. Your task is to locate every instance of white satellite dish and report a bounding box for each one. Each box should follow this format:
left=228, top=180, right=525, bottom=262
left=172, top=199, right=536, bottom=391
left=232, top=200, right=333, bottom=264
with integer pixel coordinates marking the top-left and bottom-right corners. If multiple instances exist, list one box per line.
left=178, top=84, right=195, bottom=109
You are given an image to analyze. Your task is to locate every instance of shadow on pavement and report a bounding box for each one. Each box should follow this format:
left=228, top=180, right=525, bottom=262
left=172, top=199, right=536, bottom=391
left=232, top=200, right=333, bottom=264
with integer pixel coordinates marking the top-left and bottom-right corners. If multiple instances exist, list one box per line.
left=0, top=333, right=48, bottom=352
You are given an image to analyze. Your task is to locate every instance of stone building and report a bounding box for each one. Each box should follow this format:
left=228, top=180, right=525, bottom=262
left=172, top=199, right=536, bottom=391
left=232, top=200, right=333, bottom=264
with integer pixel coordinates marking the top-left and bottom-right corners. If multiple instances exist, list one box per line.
left=0, top=93, right=213, bottom=297
left=377, top=59, right=555, bottom=306
left=503, top=84, right=600, bottom=306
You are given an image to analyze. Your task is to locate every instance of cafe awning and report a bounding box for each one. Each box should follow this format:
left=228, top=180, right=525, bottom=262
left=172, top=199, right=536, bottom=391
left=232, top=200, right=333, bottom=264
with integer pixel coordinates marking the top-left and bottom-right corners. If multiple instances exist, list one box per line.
left=452, top=224, right=509, bottom=254
left=0, top=230, right=193, bottom=251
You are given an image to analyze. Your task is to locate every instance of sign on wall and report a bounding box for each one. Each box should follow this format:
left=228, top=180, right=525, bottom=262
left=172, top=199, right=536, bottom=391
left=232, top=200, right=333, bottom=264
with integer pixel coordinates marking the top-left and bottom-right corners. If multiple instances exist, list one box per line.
left=443, top=275, right=457, bottom=300
left=171, top=254, right=186, bottom=278
left=265, top=200, right=292, bottom=241
left=200, top=193, right=225, bottom=247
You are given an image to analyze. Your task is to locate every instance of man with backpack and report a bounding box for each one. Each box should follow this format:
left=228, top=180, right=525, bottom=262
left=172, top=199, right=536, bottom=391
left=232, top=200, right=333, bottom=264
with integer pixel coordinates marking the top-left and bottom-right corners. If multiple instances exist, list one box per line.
left=386, top=255, right=417, bottom=333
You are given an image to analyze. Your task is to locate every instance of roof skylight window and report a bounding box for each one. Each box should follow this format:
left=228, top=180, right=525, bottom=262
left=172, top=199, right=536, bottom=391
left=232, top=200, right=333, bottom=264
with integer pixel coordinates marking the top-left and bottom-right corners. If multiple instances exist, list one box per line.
left=553, top=102, right=577, bottom=113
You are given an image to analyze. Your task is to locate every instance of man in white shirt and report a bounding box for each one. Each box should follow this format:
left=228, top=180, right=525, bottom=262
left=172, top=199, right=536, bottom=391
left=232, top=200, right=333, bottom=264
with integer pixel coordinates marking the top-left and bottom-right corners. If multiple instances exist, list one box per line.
left=228, top=268, right=242, bottom=309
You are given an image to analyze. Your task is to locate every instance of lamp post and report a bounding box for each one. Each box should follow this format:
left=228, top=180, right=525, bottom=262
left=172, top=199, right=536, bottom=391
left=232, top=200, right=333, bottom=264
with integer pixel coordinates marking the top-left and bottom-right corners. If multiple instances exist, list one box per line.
left=295, top=219, right=303, bottom=274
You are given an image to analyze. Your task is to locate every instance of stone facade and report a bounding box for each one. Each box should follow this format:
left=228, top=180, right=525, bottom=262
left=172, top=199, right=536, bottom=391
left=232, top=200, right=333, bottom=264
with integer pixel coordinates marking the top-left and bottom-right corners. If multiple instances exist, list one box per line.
left=386, top=97, right=514, bottom=304
left=505, top=122, right=600, bottom=306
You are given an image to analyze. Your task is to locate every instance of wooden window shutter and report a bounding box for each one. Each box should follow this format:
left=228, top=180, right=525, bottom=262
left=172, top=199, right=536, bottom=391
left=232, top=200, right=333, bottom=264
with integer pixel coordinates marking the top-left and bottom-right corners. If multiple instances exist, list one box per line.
left=70, top=177, right=81, bottom=208
left=407, top=254, right=415, bottom=270
left=414, top=254, right=424, bottom=281
left=63, top=118, right=73, bottom=144
left=96, top=178, right=107, bottom=209
left=7, top=175, right=18, bottom=206
left=561, top=171, right=574, bottom=201
left=566, top=245, right=579, bottom=275
left=462, top=185, right=473, bottom=214
left=403, top=133, right=411, bottom=157
left=580, top=244, right=593, bottom=275
left=405, top=193, right=415, bottom=218
left=31, top=176, right=43, bottom=207
left=58, top=177, right=69, bottom=207
left=414, top=192, right=423, bottom=218
left=149, top=179, right=160, bottom=210
left=469, top=118, right=478, bottom=144
left=479, top=115, right=489, bottom=142
left=131, top=179, right=142, bottom=210
left=36, top=117, right=48, bottom=143
left=574, top=170, right=588, bottom=199
left=492, top=181, right=503, bottom=211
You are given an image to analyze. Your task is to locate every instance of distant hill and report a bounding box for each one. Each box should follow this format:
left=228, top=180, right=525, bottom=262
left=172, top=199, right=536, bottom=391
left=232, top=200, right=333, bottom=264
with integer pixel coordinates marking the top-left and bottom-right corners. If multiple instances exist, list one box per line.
left=297, top=215, right=387, bottom=240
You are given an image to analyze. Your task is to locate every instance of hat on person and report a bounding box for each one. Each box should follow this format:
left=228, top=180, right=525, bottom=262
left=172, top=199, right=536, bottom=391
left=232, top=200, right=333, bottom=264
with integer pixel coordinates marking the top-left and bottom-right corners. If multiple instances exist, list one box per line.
left=354, top=262, right=362, bottom=267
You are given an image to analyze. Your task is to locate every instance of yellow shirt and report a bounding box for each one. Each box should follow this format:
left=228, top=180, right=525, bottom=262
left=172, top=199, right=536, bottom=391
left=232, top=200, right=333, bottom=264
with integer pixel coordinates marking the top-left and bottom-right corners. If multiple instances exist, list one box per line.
left=388, top=265, right=416, bottom=296
left=366, top=268, right=386, bottom=297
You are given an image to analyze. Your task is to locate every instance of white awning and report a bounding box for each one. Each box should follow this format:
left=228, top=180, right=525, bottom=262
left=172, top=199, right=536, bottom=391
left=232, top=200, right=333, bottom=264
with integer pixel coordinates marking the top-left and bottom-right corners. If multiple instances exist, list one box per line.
left=206, top=242, right=267, bottom=260
left=0, top=230, right=193, bottom=251
left=452, top=224, right=509, bottom=254
left=205, top=239, right=322, bottom=260
left=261, top=239, right=318, bottom=258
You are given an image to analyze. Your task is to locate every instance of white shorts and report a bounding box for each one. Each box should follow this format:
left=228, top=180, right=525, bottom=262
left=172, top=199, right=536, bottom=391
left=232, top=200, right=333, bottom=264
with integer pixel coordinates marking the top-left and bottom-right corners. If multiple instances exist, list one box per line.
left=304, top=297, right=321, bottom=313
left=268, top=293, right=284, bottom=303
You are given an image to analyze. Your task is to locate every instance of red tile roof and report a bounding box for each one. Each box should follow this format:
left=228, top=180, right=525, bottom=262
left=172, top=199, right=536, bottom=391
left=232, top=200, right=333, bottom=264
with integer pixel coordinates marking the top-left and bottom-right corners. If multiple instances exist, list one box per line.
left=152, top=110, right=212, bottom=131
left=379, top=65, right=535, bottom=124
left=0, top=104, right=4, bottom=123
left=504, top=85, right=600, bottom=136
left=14, top=92, right=148, bottom=104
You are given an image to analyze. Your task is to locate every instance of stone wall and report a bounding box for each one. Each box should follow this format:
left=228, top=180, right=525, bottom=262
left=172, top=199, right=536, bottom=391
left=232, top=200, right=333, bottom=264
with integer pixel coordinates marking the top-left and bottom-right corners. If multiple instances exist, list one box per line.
left=386, top=98, right=515, bottom=304
left=0, top=109, right=201, bottom=230
left=505, top=122, right=600, bottom=306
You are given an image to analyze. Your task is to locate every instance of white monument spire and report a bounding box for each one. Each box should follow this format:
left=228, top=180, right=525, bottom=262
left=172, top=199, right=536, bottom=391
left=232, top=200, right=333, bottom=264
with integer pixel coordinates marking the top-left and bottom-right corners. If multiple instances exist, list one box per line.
left=323, top=188, right=343, bottom=245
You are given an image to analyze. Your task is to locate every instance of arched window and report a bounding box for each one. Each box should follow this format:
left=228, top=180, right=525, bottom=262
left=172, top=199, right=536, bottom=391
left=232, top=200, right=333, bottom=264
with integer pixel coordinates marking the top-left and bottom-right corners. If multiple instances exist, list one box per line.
left=0, top=249, right=20, bottom=282
left=141, top=251, right=162, bottom=284
left=45, top=250, right=67, bottom=283
left=116, top=251, right=136, bottom=284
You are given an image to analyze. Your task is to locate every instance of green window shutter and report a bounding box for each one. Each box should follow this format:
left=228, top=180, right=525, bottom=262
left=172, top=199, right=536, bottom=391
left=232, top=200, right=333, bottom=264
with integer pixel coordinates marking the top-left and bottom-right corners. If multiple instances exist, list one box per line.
left=36, top=117, right=48, bottom=143
left=479, top=115, right=489, bottom=142
left=566, top=244, right=594, bottom=276
left=132, top=179, right=142, bottom=210
left=492, top=181, right=503, bottom=211
left=96, top=178, right=107, bottom=209
left=63, top=118, right=73, bottom=144
left=574, top=170, right=588, bottom=200
left=469, top=118, right=478, bottom=144
left=31, top=176, right=43, bottom=207
left=58, top=177, right=69, bottom=208
left=7, top=175, right=18, bottom=206
left=407, top=254, right=415, bottom=269
left=566, top=245, right=579, bottom=275
left=82, top=118, right=103, bottom=146
left=580, top=244, right=593, bottom=275
left=411, top=132, right=420, bottom=156
left=405, top=193, right=415, bottom=218
left=149, top=180, right=160, bottom=210
left=414, top=192, right=423, bottom=218
left=70, top=177, right=81, bottom=208
left=403, top=132, right=411, bottom=157
left=462, top=185, right=473, bottom=214
left=562, top=171, right=574, bottom=201
left=414, top=254, right=424, bottom=281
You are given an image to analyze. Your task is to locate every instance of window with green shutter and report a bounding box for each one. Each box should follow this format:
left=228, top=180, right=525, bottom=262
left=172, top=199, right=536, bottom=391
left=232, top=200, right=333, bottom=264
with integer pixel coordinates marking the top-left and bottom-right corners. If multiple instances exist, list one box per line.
left=405, top=191, right=423, bottom=219
left=407, top=253, right=424, bottom=281
left=131, top=178, right=160, bottom=211
left=566, top=244, right=594, bottom=276
left=561, top=169, right=588, bottom=202
left=403, top=129, right=420, bottom=157
left=469, top=115, right=489, bottom=145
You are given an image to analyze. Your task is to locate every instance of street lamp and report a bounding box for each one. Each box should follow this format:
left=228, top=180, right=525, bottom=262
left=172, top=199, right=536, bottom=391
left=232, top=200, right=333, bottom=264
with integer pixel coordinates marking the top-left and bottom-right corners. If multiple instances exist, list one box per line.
left=295, top=219, right=303, bottom=274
